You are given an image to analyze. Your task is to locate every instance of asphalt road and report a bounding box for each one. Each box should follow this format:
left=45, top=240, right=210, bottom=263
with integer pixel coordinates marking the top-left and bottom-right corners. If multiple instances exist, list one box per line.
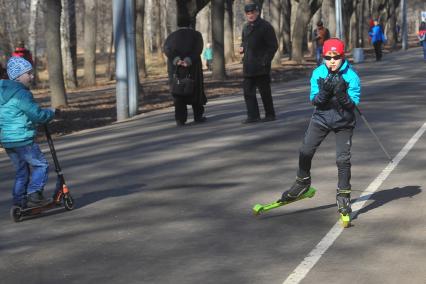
left=0, top=47, right=425, bottom=284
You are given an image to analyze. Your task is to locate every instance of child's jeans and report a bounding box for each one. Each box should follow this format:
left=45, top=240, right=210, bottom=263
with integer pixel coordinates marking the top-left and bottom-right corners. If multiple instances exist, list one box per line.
left=6, top=143, right=49, bottom=206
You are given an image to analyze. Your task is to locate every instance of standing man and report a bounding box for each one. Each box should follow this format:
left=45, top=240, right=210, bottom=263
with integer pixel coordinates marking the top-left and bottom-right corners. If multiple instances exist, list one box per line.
left=314, top=21, right=330, bottom=66
left=239, top=2, right=278, bottom=123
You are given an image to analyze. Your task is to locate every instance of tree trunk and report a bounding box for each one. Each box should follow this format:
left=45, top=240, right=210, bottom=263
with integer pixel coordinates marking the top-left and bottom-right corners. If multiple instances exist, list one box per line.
left=136, top=0, right=148, bottom=78
left=224, top=0, right=236, bottom=63
left=270, top=0, right=282, bottom=66
left=291, top=0, right=322, bottom=63
left=281, top=0, right=291, bottom=55
left=44, top=0, right=67, bottom=107
left=83, top=0, right=97, bottom=86
left=291, top=1, right=311, bottom=63
left=387, top=0, right=397, bottom=50
left=61, top=0, right=78, bottom=88
left=326, top=0, right=336, bottom=37
left=211, top=0, right=226, bottom=80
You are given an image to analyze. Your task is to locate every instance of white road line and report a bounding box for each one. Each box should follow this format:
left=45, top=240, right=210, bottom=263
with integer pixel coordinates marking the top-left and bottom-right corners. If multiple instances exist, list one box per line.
left=283, top=121, right=426, bottom=284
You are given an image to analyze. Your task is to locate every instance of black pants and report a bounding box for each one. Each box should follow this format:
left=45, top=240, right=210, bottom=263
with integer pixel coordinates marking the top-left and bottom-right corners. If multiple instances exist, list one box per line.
left=243, top=75, right=275, bottom=119
left=174, top=96, right=204, bottom=124
left=297, top=121, right=353, bottom=190
left=373, top=41, right=382, bottom=61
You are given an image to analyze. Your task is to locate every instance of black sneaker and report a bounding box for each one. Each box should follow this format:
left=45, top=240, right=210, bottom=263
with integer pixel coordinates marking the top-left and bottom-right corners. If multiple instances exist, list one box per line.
left=27, top=191, right=49, bottom=207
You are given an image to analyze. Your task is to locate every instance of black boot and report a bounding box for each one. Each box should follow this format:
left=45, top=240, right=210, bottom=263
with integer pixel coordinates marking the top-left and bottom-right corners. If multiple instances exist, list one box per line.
left=336, top=188, right=352, bottom=215
left=279, top=176, right=311, bottom=202
left=27, top=191, right=49, bottom=207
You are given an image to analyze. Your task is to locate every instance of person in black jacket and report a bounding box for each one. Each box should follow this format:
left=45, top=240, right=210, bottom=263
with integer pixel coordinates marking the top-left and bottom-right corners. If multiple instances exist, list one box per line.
left=164, top=16, right=207, bottom=126
left=239, top=2, right=278, bottom=123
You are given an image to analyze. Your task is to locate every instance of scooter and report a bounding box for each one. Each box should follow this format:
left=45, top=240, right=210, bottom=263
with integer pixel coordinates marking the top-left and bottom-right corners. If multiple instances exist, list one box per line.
left=10, top=124, right=75, bottom=222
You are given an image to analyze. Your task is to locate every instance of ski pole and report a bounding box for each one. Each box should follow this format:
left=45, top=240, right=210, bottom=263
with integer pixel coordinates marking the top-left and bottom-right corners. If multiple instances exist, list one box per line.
left=355, top=106, right=393, bottom=162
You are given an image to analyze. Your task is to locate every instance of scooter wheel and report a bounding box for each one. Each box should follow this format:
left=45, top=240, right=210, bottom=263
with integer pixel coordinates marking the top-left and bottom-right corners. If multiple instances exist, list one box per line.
left=63, top=194, right=74, bottom=211
left=10, top=206, right=23, bottom=222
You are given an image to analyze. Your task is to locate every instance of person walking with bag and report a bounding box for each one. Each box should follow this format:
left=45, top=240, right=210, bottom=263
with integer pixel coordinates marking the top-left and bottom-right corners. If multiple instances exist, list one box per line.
left=164, top=16, right=207, bottom=127
left=239, top=2, right=278, bottom=123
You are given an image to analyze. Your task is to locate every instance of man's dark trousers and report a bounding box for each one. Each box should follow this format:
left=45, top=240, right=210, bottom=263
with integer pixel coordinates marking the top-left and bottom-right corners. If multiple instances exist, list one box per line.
left=243, top=74, right=275, bottom=119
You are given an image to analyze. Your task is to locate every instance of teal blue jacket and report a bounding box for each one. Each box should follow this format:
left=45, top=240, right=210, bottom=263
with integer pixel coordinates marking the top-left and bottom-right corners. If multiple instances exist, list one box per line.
left=0, top=80, right=55, bottom=148
left=309, top=60, right=361, bottom=129
left=203, top=48, right=213, bottom=61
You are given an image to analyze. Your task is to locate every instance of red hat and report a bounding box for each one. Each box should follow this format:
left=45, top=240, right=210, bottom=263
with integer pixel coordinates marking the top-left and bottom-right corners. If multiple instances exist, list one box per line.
left=322, top=38, right=345, bottom=57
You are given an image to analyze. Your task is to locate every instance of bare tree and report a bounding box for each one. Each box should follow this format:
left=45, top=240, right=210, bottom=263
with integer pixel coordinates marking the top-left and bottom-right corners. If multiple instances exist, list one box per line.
left=28, top=0, right=39, bottom=83
left=211, top=0, right=226, bottom=79
left=61, top=0, right=78, bottom=88
left=270, top=0, right=282, bottom=65
left=224, top=0, right=236, bottom=63
left=83, top=0, right=97, bottom=86
left=136, top=0, right=148, bottom=78
left=291, top=0, right=323, bottom=63
left=281, top=0, right=292, bottom=55
left=44, top=0, right=67, bottom=107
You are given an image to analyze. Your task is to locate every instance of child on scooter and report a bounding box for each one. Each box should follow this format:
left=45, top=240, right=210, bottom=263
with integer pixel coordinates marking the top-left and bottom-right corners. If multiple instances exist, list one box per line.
left=0, top=57, right=56, bottom=208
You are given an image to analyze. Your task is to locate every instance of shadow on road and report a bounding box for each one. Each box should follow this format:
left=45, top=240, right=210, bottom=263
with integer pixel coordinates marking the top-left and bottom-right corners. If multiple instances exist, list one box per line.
left=353, top=185, right=422, bottom=220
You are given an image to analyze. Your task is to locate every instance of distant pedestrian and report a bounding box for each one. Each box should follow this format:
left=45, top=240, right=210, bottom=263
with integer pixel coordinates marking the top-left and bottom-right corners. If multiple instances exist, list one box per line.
left=12, top=41, right=33, bottom=65
left=163, top=16, right=207, bottom=126
left=203, top=43, right=213, bottom=71
left=0, top=57, right=56, bottom=208
left=417, top=22, right=426, bottom=61
left=239, top=2, right=278, bottom=123
left=314, top=21, right=330, bottom=66
left=369, top=19, right=386, bottom=61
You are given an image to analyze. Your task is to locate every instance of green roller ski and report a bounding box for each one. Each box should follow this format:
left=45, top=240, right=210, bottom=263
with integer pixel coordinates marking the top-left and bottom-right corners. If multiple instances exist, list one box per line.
left=252, top=187, right=316, bottom=216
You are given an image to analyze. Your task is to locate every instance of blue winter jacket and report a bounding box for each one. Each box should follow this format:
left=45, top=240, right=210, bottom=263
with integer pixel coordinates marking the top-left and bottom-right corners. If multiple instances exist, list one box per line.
left=369, top=25, right=385, bottom=44
left=310, top=60, right=361, bottom=129
left=0, top=80, right=55, bottom=148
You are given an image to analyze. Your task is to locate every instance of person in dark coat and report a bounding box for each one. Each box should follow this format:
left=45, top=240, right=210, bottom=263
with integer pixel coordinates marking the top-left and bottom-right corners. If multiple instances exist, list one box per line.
left=163, top=16, right=207, bottom=126
left=239, top=2, right=278, bottom=123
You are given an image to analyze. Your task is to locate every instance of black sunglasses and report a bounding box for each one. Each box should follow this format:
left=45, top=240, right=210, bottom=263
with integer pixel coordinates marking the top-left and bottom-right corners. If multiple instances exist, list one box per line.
left=323, top=55, right=342, bottom=61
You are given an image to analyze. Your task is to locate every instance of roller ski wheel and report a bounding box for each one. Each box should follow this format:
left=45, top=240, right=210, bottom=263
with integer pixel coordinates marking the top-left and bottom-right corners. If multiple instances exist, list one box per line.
left=252, top=187, right=316, bottom=216
left=10, top=206, right=23, bottom=223
left=63, top=194, right=74, bottom=211
left=340, top=213, right=351, bottom=228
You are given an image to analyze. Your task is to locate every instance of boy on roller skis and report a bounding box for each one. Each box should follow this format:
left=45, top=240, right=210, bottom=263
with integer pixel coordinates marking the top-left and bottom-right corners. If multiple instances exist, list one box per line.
left=278, top=38, right=361, bottom=216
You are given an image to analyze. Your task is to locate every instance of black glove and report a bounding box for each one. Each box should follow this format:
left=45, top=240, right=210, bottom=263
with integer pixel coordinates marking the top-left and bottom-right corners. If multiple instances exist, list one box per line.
left=321, top=77, right=335, bottom=93
left=313, top=78, right=334, bottom=106
left=333, top=77, right=354, bottom=109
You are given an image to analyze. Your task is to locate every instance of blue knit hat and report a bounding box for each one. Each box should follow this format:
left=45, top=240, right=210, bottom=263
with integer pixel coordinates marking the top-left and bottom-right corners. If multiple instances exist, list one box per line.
left=7, top=56, right=33, bottom=80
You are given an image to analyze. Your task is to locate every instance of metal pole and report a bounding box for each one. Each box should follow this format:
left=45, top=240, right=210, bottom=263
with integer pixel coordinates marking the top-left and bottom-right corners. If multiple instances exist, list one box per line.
left=401, top=0, right=408, bottom=50
left=113, top=0, right=129, bottom=121
left=125, top=0, right=139, bottom=117
left=355, top=107, right=393, bottom=162
left=335, top=0, right=343, bottom=39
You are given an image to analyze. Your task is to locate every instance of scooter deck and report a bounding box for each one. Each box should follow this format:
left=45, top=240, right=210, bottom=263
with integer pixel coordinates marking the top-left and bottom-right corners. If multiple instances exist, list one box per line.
left=253, top=187, right=316, bottom=215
